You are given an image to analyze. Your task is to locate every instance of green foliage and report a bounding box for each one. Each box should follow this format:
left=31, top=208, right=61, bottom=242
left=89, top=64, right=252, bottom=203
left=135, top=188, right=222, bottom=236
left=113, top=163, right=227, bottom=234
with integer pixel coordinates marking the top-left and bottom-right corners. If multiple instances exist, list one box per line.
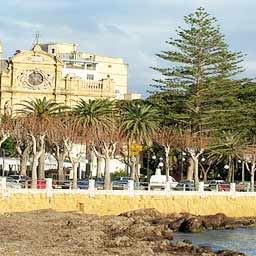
left=120, top=101, right=160, bottom=145
left=72, top=99, right=115, bottom=133
left=2, top=137, right=17, bottom=157
left=151, top=7, right=246, bottom=133
left=16, top=97, right=67, bottom=118
left=112, top=169, right=128, bottom=180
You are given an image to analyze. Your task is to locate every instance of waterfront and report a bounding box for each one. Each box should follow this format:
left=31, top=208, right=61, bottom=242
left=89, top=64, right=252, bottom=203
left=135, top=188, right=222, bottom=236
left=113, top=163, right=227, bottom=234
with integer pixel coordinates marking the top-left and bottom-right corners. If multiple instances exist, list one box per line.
left=175, top=228, right=256, bottom=256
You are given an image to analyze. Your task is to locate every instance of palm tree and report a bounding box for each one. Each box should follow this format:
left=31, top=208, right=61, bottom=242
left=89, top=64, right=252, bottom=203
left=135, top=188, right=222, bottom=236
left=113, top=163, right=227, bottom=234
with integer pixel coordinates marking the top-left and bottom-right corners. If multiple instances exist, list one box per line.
left=71, top=99, right=115, bottom=189
left=120, top=101, right=160, bottom=145
left=72, top=99, right=115, bottom=134
left=120, top=101, right=160, bottom=180
left=16, top=97, right=65, bottom=117
left=16, top=97, right=65, bottom=188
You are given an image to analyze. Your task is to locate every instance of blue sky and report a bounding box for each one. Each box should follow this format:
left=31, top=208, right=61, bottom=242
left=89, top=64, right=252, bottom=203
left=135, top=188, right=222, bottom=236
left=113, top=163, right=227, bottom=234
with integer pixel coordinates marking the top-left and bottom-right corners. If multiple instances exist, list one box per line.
left=0, top=0, right=255, bottom=97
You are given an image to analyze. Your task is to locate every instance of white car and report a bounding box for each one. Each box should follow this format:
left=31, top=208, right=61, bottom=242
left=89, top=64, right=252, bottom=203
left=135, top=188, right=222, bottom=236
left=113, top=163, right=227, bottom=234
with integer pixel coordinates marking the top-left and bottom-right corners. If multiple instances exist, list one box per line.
left=0, top=177, right=23, bottom=189
left=149, top=175, right=178, bottom=190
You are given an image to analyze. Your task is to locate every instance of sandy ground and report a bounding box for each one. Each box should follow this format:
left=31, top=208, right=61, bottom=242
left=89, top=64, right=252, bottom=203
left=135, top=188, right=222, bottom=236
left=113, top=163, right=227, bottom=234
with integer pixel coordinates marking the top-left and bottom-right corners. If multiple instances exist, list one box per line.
left=0, top=210, right=246, bottom=256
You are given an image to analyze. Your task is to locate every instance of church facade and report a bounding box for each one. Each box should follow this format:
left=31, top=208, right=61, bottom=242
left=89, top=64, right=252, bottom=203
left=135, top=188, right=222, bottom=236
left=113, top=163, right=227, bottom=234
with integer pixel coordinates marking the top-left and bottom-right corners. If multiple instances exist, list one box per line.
left=0, top=44, right=118, bottom=114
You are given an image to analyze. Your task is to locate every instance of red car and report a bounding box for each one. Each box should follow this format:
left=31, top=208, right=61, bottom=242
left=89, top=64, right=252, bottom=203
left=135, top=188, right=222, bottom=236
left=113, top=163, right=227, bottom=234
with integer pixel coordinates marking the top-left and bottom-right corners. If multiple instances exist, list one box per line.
left=217, top=183, right=230, bottom=191
left=27, top=180, right=56, bottom=189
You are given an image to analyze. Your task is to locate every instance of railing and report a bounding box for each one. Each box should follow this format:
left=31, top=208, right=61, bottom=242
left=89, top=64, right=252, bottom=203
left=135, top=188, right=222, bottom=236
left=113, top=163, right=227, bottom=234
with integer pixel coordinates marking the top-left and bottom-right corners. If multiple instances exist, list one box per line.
left=0, top=177, right=253, bottom=194
left=78, top=80, right=103, bottom=90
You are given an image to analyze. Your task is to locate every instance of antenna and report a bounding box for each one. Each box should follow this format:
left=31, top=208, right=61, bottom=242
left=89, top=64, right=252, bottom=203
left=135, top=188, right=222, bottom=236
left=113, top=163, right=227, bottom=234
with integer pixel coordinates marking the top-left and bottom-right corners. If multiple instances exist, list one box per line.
left=35, top=31, right=40, bottom=45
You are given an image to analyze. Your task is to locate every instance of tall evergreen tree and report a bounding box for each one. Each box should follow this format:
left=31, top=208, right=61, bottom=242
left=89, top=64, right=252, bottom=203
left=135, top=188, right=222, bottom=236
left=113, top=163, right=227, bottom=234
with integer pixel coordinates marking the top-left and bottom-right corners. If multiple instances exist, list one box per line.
left=151, top=7, right=245, bottom=132
left=151, top=7, right=247, bottom=186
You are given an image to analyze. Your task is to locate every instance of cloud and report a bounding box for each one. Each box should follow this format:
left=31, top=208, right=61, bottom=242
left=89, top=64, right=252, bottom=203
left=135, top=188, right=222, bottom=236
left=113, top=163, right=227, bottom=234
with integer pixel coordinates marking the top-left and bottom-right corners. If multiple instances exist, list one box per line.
left=14, top=21, right=42, bottom=30
left=0, top=0, right=256, bottom=97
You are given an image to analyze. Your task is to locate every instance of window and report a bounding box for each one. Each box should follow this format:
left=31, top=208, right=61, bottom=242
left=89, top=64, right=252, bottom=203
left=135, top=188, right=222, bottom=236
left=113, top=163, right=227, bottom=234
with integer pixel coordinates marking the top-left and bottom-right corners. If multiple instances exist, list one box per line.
left=87, top=64, right=96, bottom=70
left=108, top=65, right=112, bottom=68
left=51, top=49, right=55, bottom=54
left=87, top=74, right=94, bottom=80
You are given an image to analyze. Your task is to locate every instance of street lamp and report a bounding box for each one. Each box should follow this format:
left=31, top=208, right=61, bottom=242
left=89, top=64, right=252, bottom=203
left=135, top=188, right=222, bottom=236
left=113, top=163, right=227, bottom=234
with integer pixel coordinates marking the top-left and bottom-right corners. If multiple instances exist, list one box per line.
left=224, top=164, right=229, bottom=170
left=158, top=162, right=164, bottom=168
left=151, top=155, right=164, bottom=175
left=180, top=152, right=186, bottom=181
left=238, top=159, right=245, bottom=183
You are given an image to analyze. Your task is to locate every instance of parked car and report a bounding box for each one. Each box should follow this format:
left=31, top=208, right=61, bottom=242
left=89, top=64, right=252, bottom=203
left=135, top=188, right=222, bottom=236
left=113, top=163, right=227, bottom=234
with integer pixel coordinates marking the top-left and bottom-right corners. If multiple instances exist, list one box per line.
left=149, top=175, right=178, bottom=190
left=61, top=180, right=71, bottom=189
left=0, top=177, right=23, bottom=189
left=173, top=180, right=195, bottom=191
left=112, top=177, right=132, bottom=190
left=217, top=183, right=230, bottom=191
left=27, top=180, right=57, bottom=189
left=95, top=178, right=104, bottom=190
left=207, top=180, right=228, bottom=191
left=8, top=175, right=30, bottom=184
left=77, top=180, right=89, bottom=189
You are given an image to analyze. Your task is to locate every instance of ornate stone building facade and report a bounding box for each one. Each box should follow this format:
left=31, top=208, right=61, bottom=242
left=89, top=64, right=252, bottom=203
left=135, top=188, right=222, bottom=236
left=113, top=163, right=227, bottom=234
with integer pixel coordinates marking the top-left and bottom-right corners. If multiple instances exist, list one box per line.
left=0, top=44, right=117, bottom=114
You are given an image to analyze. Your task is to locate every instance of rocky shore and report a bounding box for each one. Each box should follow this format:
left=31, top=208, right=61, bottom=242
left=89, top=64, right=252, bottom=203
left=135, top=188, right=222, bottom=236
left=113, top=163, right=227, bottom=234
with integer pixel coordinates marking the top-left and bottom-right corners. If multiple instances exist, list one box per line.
left=0, top=209, right=254, bottom=256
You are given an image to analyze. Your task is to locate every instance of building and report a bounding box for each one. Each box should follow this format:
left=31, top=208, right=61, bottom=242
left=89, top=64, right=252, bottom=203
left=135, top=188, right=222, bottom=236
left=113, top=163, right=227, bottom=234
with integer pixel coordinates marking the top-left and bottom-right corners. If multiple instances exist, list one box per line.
left=0, top=41, right=140, bottom=114
left=39, top=42, right=129, bottom=99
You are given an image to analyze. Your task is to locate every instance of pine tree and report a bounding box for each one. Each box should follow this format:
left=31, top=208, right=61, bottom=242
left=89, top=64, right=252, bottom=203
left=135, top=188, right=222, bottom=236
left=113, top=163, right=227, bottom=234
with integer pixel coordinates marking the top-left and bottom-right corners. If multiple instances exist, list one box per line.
left=151, top=7, right=247, bottom=187
left=151, top=7, right=245, bottom=132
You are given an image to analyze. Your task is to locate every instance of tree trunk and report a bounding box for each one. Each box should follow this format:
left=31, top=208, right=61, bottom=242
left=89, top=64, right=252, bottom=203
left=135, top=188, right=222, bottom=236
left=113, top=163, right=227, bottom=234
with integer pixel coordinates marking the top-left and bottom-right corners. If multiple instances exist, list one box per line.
left=20, top=155, right=28, bottom=176
left=104, top=156, right=111, bottom=190
left=72, top=161, right=78, bottom=189
left=31, top=154, right=40, bottom=189
left=193, top=157, right=199, bottom=190
left=165, top=146, right=170, bottom=181
left=134, top=155, right=140, bottom=182
left=186, top=158, right=194, bottom=180
left=250, top=170, right=255, bottom=192
left=203, top=170, right=208, bottom=182
left=38, top=145, right=45, bottom=180
left=130, top=161, right=136, bottom=180
left=16, top=145, right=30, bottom=176
left=226, top=156, right=232, bottom=183
left=96, top=156, right=103, bottom=178
left=57, top=158, right=65, bottom=181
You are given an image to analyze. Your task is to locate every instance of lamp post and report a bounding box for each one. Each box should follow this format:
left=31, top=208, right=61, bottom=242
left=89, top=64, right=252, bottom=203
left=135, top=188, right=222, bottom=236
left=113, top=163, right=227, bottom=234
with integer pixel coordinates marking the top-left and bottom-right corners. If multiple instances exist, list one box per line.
left=238, top=159, right=245, bottom=183
left=152, top=155, right=164, bottom=175
left=180, top=152, right=186, bottom=181
left=224, top=164, right=229, bottom=182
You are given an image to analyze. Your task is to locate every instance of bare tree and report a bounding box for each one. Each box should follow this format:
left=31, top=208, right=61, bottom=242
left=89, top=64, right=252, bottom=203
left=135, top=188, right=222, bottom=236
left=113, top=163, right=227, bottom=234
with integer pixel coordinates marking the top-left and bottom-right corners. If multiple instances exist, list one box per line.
left=30, top=133, right=45, bottom=188
left=92, top=127, right=123, bottom=190
left=153, top=127, right=181, bottom=181
left=15, top=114, right=60, bottom=188
left=240, top=146, right=256, bottom=192
left=59, top=120, right=89, bottom=189
left=64, top=139, right=87, bottom=189
left=181, top=131, right=209, bottom=189
left=199, top=155, right=221, bottom=182
left=47, top=126, right=69, bottom=181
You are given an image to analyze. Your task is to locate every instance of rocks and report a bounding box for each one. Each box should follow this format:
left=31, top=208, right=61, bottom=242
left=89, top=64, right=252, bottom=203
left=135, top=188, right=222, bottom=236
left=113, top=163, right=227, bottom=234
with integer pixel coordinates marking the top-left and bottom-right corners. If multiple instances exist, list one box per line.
left=0, top=208, right=251, bottom=256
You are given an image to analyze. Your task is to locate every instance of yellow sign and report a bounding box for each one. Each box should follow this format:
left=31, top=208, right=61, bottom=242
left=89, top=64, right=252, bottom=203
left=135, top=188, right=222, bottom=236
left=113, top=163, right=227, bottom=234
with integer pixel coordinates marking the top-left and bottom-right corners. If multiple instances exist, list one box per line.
left=130, top=144, right=143, bottom=151
left=129, top=144, right=143, bottom=156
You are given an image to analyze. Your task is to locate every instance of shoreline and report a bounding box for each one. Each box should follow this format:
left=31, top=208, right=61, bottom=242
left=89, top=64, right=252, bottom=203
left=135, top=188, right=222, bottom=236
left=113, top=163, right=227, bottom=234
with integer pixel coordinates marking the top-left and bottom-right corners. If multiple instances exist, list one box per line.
left=0, top=208, right=253, bottom=255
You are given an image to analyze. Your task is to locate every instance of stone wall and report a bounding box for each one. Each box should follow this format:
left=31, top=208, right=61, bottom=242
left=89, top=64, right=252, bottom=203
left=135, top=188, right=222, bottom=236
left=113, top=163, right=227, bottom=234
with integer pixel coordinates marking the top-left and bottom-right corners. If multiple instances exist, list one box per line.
left=1, top=190, right=256, bottom=217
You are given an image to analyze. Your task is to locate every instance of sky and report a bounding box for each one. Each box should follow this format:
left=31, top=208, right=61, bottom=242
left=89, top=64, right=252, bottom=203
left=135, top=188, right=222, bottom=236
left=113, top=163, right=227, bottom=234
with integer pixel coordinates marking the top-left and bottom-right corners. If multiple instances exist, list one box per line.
left=0, top=0, right=255, bottom=97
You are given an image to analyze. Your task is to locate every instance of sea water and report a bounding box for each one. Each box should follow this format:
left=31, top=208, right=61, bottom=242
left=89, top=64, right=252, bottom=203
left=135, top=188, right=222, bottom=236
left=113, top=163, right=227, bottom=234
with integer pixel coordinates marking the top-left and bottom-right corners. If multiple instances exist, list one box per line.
left=174, top=228, right=256, bottom=256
